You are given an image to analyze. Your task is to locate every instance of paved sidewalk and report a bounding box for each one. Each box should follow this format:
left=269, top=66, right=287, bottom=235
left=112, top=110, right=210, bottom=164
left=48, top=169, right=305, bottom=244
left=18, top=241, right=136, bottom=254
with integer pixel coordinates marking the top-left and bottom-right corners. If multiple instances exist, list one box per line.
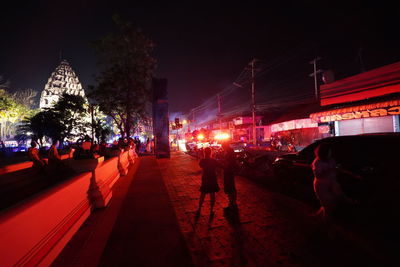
left=53, top=156, right=192, bottom=267
left=54, top=152, right=386, bottom=267
left=157, top=152, right=383, bottom=267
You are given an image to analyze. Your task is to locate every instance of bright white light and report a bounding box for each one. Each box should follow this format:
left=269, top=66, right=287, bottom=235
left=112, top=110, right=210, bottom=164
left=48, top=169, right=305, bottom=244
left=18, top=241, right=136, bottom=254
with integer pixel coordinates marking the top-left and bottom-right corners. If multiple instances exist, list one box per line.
left=178, top=139, right=187, bottom=152
left=214, top=133, right=230, bottom=140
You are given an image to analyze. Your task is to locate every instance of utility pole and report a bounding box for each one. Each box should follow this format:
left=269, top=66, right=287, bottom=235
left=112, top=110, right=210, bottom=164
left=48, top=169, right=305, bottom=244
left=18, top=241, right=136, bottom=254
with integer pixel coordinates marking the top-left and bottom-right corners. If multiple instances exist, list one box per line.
left=217, top=94, right=222, bottom=130
left=309, top=57, right=323, bottom=102
left=250, top=58, right=257, bottom=146
left=192, top=109, right=196, bottom=130
left=232, top=58, right=258, bottom=145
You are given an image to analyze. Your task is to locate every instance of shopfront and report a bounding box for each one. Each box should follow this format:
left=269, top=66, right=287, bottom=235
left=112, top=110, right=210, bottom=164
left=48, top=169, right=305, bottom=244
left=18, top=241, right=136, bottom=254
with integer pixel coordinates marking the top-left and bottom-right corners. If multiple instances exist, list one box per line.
left=310, top=61, right=400, bottom=136
left=310, top=100, right=400, bottom=136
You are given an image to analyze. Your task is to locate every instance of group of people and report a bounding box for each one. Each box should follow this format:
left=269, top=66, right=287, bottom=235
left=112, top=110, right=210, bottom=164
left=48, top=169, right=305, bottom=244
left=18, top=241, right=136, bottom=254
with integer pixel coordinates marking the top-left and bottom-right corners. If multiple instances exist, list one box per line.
left=27, top=136, right=140, bottom=175
left=197, top=143, right=238, bottom=217
left=197, top=141, right=359, bottom=224
left=72, top=136, right=98, bottom=159
left=130, top=137, right=154, bottom=154
left=27, top=140, right=67, bottom=175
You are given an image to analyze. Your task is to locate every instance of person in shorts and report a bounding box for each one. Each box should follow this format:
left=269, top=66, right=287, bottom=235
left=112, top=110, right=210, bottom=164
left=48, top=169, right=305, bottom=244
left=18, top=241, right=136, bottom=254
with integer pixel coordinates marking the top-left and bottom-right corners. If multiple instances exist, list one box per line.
left=197, top=147, right=220, bottom=216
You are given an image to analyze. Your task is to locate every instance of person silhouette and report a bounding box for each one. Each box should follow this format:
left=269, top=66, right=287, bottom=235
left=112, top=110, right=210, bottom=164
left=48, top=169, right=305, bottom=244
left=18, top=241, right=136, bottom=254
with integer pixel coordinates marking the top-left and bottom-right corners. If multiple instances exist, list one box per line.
left=312, top=143, right=353, bottom=222
left=197, top=147, right=220, bottom=217
left=48, top=140, right=64, bottom=175
left=221, top=142, right=238, bottom=210
left=27, top=141, right=46, bottom=174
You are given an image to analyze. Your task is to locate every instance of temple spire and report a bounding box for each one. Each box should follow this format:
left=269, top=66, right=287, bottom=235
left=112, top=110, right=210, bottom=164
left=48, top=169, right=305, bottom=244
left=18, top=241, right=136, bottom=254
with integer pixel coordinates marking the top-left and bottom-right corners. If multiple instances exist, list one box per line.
left=39, top=60, right=85, bottom=109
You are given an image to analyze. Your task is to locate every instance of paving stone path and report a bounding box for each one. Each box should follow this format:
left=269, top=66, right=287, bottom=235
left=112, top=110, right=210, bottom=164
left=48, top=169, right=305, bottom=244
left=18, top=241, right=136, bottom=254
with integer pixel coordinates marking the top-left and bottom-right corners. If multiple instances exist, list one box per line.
left=158, top=152, right=382, bottom=267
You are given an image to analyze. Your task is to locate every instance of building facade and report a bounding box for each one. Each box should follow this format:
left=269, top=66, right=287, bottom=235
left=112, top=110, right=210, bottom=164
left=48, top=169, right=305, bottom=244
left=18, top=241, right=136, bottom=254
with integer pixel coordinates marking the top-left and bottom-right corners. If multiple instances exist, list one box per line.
left=39, top=60, right=85, bottom=109
left=310, top=61, right=400, bottom=136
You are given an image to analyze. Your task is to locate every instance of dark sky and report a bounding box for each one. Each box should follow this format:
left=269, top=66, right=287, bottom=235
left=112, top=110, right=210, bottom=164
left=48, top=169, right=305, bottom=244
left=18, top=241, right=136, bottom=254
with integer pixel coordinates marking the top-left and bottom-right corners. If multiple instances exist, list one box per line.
left=1, top=0, right=399, bottom=113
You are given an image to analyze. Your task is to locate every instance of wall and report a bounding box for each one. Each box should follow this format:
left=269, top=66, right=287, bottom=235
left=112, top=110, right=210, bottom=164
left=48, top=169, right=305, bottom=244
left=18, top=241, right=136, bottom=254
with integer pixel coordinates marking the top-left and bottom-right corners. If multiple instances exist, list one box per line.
left=0, top=149, right=135, bottom=266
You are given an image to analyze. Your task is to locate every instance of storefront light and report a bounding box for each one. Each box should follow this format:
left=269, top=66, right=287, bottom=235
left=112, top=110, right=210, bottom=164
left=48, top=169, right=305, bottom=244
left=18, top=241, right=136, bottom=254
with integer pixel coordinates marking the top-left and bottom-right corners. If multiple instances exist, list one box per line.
left=214, top=132, right=230, bottom=140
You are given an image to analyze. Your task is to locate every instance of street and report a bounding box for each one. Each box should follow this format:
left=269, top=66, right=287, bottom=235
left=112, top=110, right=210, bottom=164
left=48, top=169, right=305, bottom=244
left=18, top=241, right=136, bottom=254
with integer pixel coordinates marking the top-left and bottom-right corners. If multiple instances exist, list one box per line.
left=157, top=152, right=388, bottom=267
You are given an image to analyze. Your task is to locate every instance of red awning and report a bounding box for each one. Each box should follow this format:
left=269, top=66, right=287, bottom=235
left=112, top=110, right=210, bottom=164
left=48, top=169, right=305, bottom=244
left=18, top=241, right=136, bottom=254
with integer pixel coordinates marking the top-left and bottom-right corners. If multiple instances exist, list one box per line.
left=320, top=61, right=400, bottom=106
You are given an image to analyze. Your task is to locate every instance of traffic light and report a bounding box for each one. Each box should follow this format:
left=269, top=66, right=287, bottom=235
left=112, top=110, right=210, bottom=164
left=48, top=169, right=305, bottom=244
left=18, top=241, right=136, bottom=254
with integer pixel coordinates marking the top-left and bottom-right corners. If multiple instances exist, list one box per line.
left=174, top=118, right=183, bottom=129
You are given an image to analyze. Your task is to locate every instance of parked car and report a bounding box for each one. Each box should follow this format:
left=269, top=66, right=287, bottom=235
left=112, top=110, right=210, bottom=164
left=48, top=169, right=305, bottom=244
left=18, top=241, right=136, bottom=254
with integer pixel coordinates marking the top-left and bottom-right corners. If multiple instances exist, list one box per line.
left=272, top=133, right=400, bottom=215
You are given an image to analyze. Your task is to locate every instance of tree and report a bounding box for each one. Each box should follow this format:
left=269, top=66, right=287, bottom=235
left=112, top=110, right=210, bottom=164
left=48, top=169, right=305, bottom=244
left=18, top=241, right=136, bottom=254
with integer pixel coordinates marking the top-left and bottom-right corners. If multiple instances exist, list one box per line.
left=0, top=76, right=9, bottom=90
left=89, top=15, right=156, bottom=138
left=0, top=89, right=32, bottom=140
left=87, top=104, right=113, bottom=142
left=18, top=109, right=65, bottom=145
left=18, top=93, right=88, bottom=144
left=12, top=88, right=38, bottom=109
left=52, top=93, right=88, bottom=140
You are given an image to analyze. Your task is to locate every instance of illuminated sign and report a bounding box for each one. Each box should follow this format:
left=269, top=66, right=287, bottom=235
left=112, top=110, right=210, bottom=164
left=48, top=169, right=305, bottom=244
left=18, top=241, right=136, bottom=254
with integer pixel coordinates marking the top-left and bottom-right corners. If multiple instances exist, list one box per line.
left=271, top=118, right=317, bottom=132
left=317, top=106, right=400, bottom=123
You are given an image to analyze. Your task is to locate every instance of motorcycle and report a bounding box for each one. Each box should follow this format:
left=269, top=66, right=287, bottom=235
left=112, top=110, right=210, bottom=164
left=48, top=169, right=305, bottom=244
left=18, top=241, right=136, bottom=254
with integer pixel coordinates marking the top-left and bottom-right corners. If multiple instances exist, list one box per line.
left=235, top=151, right=273, bottom=176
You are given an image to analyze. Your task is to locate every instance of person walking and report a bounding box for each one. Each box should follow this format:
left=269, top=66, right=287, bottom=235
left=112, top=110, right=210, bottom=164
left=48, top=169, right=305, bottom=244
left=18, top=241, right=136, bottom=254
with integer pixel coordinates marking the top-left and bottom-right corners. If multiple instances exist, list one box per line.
left=197, top=147, right=220, bottom=216
left=312, top=143, right=353, bottom=222
left=221, top=142, right=238, bottom=210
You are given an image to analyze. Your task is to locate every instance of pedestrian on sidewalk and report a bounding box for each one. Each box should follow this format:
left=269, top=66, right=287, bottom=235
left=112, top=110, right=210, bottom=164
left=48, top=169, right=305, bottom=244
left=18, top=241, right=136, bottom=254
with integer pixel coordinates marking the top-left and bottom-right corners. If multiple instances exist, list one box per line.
left=197, top=147, right=220, bottom=216
left=221, top=142, right=238, bottom=210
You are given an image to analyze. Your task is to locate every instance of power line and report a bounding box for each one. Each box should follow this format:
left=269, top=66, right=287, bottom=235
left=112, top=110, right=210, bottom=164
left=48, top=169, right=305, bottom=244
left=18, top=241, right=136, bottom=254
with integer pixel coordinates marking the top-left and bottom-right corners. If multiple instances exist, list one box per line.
left=186, top=44, right=315, bottom=126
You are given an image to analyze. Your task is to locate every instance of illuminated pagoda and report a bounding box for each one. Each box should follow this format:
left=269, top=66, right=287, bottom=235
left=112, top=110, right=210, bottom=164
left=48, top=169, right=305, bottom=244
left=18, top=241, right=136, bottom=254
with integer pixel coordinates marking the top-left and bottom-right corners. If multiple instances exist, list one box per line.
left=39, top=59, right=85, bottom=109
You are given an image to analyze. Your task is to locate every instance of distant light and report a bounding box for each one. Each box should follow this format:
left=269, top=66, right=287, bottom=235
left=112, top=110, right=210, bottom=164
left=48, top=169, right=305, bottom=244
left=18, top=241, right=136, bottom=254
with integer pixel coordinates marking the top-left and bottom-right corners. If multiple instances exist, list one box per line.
left=197, top=134, right=205, bottom=140
left=178, top=139, right=187, bottom=151
left=214, top=133, right=230, bottom=140
left=182, top=120, right=188, bottom=124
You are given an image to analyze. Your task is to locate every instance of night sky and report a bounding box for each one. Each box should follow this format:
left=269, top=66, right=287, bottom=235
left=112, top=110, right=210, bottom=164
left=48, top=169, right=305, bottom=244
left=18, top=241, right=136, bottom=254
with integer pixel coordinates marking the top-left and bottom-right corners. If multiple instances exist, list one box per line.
left=1, top=1, right=399, bottom=114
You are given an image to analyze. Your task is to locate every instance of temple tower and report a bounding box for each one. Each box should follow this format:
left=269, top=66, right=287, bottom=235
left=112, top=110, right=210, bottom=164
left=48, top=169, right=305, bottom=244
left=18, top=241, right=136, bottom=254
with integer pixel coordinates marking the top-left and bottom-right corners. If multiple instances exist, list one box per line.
left=39, top=60, right=85, bottom=109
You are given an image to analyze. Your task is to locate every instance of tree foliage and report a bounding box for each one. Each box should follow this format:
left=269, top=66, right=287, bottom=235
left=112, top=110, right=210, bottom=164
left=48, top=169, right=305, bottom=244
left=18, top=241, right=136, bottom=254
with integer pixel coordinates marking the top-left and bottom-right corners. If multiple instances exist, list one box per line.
left=89, top=15, right=156, bottom=138
left=0, top=88, right=33, bottom=140
left=19, top=109, right=64, bottom=145
left=12, top=88, right=38, bottom=109
left=53, top=93, right=87, bottom=139
left=18, top=93, right=88, bottom=143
